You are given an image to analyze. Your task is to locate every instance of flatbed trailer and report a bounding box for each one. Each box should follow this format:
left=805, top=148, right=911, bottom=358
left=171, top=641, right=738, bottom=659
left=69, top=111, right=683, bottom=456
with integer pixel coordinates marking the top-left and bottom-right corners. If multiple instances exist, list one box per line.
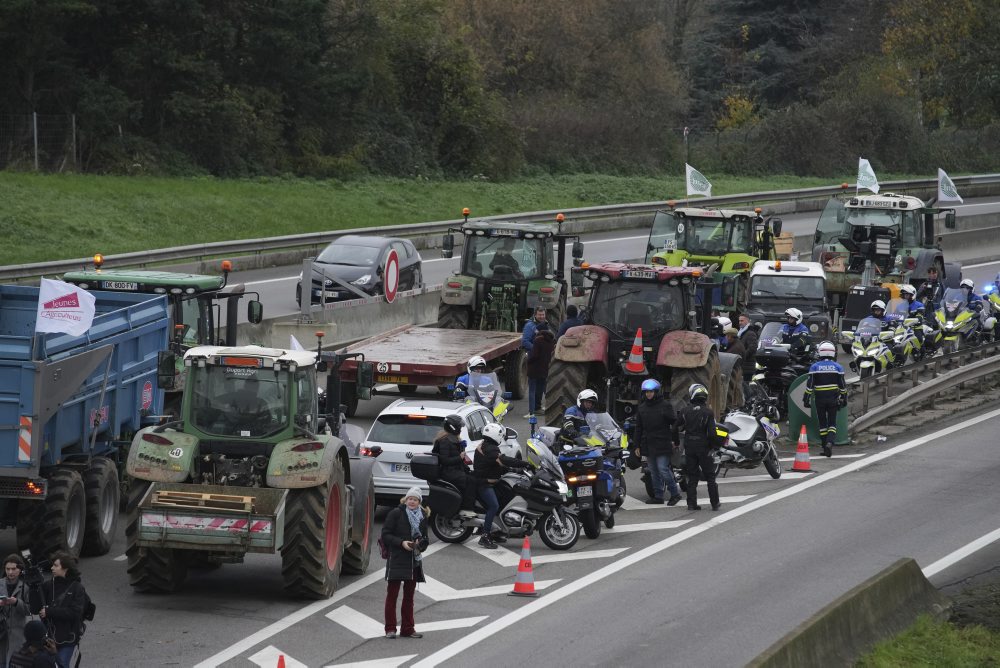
left=337, top=325, right=525, bottom=414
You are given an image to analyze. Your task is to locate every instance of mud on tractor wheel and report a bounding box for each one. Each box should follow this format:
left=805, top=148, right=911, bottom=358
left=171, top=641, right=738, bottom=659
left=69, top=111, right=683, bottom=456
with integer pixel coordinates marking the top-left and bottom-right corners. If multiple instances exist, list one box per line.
left=668, top=348, right=724, bottom=418
left=544, top=359, right=593, bottom=427
left=127, top=480, right=187, bottom=593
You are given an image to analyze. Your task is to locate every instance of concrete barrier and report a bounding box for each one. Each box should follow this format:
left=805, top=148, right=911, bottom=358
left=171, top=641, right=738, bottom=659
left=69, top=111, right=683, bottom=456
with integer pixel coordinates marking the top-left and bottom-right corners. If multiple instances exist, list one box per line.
left=748, top=558, right=950, bottom=668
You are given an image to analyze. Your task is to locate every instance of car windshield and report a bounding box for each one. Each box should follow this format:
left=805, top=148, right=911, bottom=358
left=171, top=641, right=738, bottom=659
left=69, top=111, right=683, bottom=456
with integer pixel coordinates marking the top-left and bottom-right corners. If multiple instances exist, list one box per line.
left=190, top=365, right=289, bottom=438
left=317, top=242, right=381, bottom=267
left=647, top=211, right=753, bottom=259
left=463, top=371, right=501, bottom=409
left=856, top=317, right=883, bottom=338
left=463, top=235, right=548, bottom=280
left=368, top=414, right=445, bottom=445
left=589, top=280, right=684, bottom=336
left=750, top=275, right=825, bottom=300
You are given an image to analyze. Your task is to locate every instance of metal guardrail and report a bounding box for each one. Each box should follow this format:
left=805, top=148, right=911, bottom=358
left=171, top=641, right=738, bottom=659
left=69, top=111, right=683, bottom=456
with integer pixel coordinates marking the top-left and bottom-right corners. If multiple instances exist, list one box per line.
left=849, top=339, right=1000, bottom=432
left=5, top=174, right=1000, bottom=282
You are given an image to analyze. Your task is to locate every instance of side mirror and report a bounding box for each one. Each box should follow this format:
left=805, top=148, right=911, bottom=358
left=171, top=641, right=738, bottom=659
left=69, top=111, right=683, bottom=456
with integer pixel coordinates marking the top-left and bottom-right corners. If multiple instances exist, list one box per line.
left=247, top=300, right=263, bottom=324
left=505, top=427, right=518, bottom=441
left=944, top=212, right=956, bottom=229
left=721, top=276, right=737, bottom=308
left=357, top=361, right=374, bottom=401
left=571, top=270, right=584, bottom=289
left=156, top=351, right=176, bottom=390
left=771, top=218, right=783, bottom=236
left=572, top=240, right=584, bottom=260
left=442, top=234, right=455, bottom=259
left=316, top=416, right=327, bottom=433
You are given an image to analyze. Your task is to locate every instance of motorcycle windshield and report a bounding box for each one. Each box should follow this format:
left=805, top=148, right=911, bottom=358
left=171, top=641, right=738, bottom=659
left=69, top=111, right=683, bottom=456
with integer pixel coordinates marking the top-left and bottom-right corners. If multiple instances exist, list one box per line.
left=855, top=317, right=883, bottom=338
left=757, top=321, right=785, bottom=349
left=466, top=371, right=501, bottom=408
left=885, top=298, right=909, bottom=323
left=585, top=412, right=623, bottom=446
left=941, top=288, right=967, bottom=318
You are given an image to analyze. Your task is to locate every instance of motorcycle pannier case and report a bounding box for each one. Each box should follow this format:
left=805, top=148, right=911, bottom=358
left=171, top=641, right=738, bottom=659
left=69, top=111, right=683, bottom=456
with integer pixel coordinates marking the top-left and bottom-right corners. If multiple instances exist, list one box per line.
left=410, top=454, right=442, bottom=481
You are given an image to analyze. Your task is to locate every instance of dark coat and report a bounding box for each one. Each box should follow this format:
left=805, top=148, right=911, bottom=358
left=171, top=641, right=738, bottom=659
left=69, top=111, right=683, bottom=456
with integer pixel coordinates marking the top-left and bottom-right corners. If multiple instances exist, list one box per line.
left=381, top=504, right=430, bottom=582
left=473, top=440, right=521, bottom=485
left=431, top=432, right=467, bottom=476
left=526, top=331, right=555, bottom=379
left=725, top=337, right=749, bottom=373
left=739, top=327, right=759, bottom=375
left=557, top=316, right=583, bottom=338
left=633, top=395, right=676, bottom=457
left=31, top=576, right=85, bottom=646
left=676, top=403, right=717, bottom=452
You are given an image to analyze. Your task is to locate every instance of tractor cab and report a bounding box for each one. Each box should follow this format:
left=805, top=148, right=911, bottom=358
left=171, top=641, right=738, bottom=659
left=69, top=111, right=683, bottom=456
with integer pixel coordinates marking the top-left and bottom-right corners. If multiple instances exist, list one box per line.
left=646, top=207, right=780, bottom=268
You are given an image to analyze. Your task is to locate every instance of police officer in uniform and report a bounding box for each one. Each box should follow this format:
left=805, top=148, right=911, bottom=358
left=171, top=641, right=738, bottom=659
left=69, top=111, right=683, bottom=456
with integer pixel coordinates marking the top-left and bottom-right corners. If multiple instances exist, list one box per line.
left=803, top=341, right=847, bottom=457
left=674, top=384, right=721, bottom=511
left=779, top=307, right=810, bottom=356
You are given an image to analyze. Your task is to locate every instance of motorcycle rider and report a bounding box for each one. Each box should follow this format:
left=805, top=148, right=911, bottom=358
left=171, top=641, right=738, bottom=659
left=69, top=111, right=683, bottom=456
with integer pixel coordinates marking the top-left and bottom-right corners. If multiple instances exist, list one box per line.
left=779, top=307, right=810, bottom=356
left=633, top=379, right=682, bottom=506
left=715, top=315, right=732, bottom=350
left=674, top=384, right=721, bottom=511
left=960, top=278, right=983, bottom=312
left=431, top=415, right=478, bottom=518
left=562, top=388, right=597, bottom=435
left=473, top=422, right=529, bottom=549
left=803, top=341, right=847, bottom=458
left=455, top=356, right=489, bottom=396
left=898, top=284, right=924, bottom=317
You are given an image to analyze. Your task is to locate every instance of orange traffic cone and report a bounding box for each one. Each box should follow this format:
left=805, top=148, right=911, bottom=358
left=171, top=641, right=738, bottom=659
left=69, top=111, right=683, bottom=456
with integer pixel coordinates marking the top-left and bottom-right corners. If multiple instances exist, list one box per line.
left=624, top=328, right=647, bottom=374
left=508, top=536, right=540, bottom=597
left=791, top=425, right=812, bottom=472
left=277, top=655, right=286, bottom=668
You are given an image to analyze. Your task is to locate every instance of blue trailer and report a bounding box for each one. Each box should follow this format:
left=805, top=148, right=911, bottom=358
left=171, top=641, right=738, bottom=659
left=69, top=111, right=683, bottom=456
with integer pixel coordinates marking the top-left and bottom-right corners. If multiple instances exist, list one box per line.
left=0, top=285, right=170, bottom=558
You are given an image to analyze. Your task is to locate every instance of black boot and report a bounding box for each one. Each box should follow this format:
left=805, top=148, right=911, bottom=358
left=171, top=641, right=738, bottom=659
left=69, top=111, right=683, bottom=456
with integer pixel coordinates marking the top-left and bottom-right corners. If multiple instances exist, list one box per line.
left=687, top=480, right=700, bottom=510
left=708, top=480, right=720, bottom=511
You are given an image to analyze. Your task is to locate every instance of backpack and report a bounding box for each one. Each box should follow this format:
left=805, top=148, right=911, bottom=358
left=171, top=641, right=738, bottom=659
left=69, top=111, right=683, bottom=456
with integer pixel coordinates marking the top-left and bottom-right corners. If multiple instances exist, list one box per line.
left=377, top=537, right=389, bottom=560
left=83, top=591, right=96, bottom=622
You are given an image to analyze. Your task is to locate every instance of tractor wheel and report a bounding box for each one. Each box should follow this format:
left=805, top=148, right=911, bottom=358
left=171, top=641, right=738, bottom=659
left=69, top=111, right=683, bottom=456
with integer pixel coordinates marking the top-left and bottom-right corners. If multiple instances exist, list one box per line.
left=82, top=457, right=120, bottom=556
left=718, top=352, right=744, bottom=413
left=547, top=299, right=566, bottom=332
left=503, top=349, right=528, bottom=401
left=342, top=469, right=375, bottom=575
left=669, top=348, right=723, bottom=419
left=437, top=303, right=471, bottom=329
left=36, top=468, right=87, bottom=559
left=544, top=360, right=590, bottom=427
left=127, top=480, right=187, bottom=592
left=282, top=457, right=347, bottom=599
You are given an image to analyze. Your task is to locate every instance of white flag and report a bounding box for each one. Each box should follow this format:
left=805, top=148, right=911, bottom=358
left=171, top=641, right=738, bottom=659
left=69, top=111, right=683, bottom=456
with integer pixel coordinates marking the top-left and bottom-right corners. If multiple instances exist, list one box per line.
left=937, top=168, right=964, bottom=204
left=35, top=278, right=97, bottom=337
left=857, top=158, right=880, bottom=194
left=289, top=334, right=305, bottom=351
left=685, top=163, right=712, bottom=198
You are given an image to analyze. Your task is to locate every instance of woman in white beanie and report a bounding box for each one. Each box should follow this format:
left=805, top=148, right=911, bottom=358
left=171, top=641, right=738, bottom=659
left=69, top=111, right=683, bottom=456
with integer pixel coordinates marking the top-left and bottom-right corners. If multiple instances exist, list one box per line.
left=381, top=487, right=429, bottom=639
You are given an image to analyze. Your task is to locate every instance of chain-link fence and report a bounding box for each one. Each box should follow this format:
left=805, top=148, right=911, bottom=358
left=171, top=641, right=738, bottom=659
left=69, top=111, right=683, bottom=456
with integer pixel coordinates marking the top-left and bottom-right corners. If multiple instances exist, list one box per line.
left=0, top=114, right=77, bottom=171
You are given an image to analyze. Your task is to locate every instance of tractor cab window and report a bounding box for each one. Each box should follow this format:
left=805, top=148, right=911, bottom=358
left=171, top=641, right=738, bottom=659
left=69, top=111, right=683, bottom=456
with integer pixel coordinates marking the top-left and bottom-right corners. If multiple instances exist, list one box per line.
left=294, top=369, right=317, bottom=429
left=589, top=281, right=684, bottom=337
left=176, top=296, right=204, bottom=346
left=816, top=199, right=921, bottom=247
left=646, top=211, right=749, bottom=258
left=191, top=366, right=289, bottom=437
left=464, top=235, right=546, bottom=280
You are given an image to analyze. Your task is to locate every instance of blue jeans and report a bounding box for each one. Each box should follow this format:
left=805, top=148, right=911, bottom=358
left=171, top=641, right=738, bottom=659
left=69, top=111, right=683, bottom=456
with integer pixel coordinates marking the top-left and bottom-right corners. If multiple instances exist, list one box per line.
left=57, top=643, right=78, bottom=668
left=528, top=377, right=547, bottom=413
left=479, top=486, right=499, bottom=535
left=648, top=453, right=680, bottom=500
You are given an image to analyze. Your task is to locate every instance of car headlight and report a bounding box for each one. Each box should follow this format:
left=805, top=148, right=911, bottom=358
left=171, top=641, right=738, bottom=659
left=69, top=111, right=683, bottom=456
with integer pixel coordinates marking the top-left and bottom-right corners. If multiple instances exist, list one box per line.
left=352, top=274, right=372, bottom=286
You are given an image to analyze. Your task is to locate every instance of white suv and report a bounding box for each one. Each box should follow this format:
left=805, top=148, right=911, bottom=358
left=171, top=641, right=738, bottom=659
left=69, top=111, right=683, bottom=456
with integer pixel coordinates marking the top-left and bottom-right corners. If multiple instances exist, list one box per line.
left=366, top=398, right=519, bottom=506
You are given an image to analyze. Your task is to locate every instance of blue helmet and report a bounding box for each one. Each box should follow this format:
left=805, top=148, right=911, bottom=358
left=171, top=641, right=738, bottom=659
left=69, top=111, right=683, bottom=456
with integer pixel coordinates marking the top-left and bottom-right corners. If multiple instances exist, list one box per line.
left=641, top=379, right=661, bottom=392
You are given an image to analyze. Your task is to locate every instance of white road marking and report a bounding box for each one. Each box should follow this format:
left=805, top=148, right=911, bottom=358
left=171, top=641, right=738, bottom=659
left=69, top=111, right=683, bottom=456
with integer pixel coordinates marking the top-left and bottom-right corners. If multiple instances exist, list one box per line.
left=462, top=541, right=626, bottom=567
left=962, top=258, right=1000, bottom=269
left=419, top=576, right=559, bottom=600
left=113, top=554, right=127, bottom=562
left=777, top=454, right=865, bottom=462
left=410, top=406, right=1000, bottom=668
left=620, top=495, right=753, bottom=511
left=602, top=520, right=693, bottom=533
left=715, top=471, right=814, bottom=483
left=325, top=656, right=418, bottom=668
left=249, top=646, right=307, bottom=668
left=922, top=525, right=1000, bottom=578
left=326, top=605, right=487, bottom=639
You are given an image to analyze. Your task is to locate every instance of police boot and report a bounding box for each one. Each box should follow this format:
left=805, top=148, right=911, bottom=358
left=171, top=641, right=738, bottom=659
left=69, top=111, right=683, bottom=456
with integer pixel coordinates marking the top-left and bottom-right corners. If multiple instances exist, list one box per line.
left=686, top=477, right=700, bottom=510
left=708, top=481, right=721, bottom=511
left=821, top=435, right=833, bottom=458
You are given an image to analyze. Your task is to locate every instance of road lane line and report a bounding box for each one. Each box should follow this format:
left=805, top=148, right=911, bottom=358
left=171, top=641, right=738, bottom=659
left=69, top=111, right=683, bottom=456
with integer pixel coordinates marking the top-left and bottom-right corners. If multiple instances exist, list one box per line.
left=922, top=526, right=1000, bottom=579
left=249, top=646, right=307, bottom=668
left=113, top=554, right=127, bottom=562
left=325, top=655, right=417, bottom=668
left=620, top=495, right=752, bottom=510
left=412, top=406, right=1000, bottom=667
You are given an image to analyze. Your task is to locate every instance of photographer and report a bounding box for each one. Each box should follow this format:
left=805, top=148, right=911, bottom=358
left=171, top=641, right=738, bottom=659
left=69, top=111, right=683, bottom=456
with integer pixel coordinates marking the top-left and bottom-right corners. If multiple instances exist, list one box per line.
left=1, top=554, right=32, bottom=666
left=381, top=487, right=429, bottom=640
left=29, top=554, right=87, bottom=668
left=8, top=621, right=57, bottom=668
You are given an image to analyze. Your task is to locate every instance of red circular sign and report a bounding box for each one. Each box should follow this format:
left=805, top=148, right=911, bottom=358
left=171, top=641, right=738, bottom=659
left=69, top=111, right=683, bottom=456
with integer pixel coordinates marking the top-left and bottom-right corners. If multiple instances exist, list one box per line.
left=384, top=249, right=400, bottom=303
left=141, top=380, right=154, bottom=410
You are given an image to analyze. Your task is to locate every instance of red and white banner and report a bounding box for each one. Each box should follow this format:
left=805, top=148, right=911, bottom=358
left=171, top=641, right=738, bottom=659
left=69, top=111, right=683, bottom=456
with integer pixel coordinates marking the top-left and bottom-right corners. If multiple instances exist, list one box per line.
left=141, top=512, right=273, bottom=534
left=35, top=278, right=96, bottom=337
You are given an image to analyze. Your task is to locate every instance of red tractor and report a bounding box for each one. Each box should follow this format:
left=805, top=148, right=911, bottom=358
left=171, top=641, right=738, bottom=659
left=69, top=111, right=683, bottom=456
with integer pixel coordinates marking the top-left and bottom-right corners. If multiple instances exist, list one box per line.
left=544, top=262, right=743, bottom=425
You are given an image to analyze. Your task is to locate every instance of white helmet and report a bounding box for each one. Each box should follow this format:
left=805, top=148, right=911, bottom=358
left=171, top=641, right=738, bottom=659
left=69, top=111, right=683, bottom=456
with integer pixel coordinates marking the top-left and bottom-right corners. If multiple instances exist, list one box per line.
left=961, top=278, right=975, bottom=290
left=784, top=308, right=803, bottom=325
left=468, top=355, right=487, bottom=374
left=817, top=340, right=837, bottom=359
left=899, top=284, right=916, bottom=298
left=717, top=316, right=732, bottom=330
left=871, top=300, right=886, bottom=311
left=481, top=422, right=506, bottom=445
left=577, top=389, right=598, bottom=408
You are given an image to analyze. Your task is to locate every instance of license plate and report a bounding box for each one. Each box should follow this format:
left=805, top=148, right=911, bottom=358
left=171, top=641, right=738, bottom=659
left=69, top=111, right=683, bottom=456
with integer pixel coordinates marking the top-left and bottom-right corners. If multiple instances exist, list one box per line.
left=622, top=270, right=655, bottom=279
left=577, top=485, right=593, bottom=497
left=102, top=281, right=138, bottom=290
left=314, top=290, right=340, bottom=298
left=377, top=375, right=409, bottom=384
left=391, top=464, right=410, bottom=473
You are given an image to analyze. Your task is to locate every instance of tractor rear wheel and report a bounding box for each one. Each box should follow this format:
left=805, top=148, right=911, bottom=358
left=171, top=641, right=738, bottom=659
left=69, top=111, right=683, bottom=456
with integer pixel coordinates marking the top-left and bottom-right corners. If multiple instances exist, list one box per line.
left=437, top=304, right=471, bottom=329
left=282, top=457, right=347, bottom=599
left=503, top=349, right=528, bottom=401
left=547, top=299, right=566, bottom=332
left=669, top=349, right=723, bottom=419
left=718, top=352, right=744, bottom=413
left=342, top=470, right=375, bottom=575
left=544, top=360, right=590, bottom=426
left=127, top=480, right=187, bottom=592
left=82, top=457, right=120, bottom=556
left=36, top=468, right=87, bottom=559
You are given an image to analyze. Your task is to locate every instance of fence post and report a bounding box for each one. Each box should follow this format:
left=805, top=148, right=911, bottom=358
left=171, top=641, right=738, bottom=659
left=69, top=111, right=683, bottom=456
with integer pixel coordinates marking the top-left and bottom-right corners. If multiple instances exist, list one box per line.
left=71, top=114, right=77, bottom=169
left=33, top=112, right=39, bottom=171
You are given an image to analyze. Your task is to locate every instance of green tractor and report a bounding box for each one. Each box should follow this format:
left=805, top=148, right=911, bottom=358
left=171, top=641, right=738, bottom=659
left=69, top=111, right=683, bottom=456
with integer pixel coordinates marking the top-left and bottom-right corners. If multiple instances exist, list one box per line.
left=645, top=206, right=783, bottom=314
left=437, top=210, right=585, bottom=331
left=63, top=255, right=264, bottom=413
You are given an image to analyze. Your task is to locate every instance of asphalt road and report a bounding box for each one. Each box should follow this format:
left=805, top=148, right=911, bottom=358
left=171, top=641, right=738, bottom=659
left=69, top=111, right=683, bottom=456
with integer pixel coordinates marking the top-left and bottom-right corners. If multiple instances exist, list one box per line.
left=8, top=401, right=999, bottom=667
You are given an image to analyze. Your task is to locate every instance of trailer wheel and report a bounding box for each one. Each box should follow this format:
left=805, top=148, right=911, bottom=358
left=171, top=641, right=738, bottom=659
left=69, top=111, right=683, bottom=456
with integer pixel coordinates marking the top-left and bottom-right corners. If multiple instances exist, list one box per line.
left=437, top=304, right=471, bottom=329
left=82, top=457, right=120, bottom=556
left=282, top=457, right=346, bottom=599
left=544, top=359, right=590, bottom=426
left=503, top=349, right=528, bottom=401
left=126, top=480, right=187, bottom=593
left=668, top=349, right=723, bottom=419
left=342, top=470, right=375, bottom=575
left=35, top=469, right=87, bottom=559
left=16, top=502, right=40, bottom=554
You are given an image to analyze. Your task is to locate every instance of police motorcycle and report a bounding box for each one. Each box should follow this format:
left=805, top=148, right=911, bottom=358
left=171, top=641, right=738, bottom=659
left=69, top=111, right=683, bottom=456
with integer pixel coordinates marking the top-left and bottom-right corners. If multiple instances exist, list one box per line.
left=841, top=316, right=894, bottom=378
left=455, top=366, right=512, bottom=422
left=934, top=288, right=986, bottom=353
left=712, top=409, right=782, bottom=479
left=752, top=322, right=813, bottom=422
left=412, top=433, right=580, bottom=551
left=554, top=412, right=628, bottom=539
left=883, top=298, right=921, bottom=366
left=983, top=279, right=1000, bottom=341
left=742, top=379, right=781, bottom=423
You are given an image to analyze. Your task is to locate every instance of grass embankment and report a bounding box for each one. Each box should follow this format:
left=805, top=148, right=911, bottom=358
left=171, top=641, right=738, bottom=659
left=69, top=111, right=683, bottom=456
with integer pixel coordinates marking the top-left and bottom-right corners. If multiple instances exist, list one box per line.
left=858, top=615, right=1000, bottom=667
left=0, top=171, right=903, bottom=266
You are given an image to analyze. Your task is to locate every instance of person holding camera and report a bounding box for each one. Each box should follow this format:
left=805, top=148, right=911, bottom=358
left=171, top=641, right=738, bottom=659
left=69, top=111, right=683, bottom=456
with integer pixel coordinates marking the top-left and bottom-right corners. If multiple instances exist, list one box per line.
left=8, top=621, right=58, bottom=668
left=29, top=554, right=87, bottom=668
left=1, top=554, right=32, bottom=667
left=381, top=487, right=429, bottom=640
